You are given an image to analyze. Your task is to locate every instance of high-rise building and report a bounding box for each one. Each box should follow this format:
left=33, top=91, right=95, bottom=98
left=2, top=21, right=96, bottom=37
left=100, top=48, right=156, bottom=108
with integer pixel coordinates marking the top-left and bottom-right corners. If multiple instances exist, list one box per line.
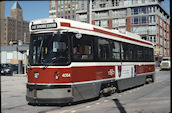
left=49, top=0, right=79, bottom=20
left=0, top=1, right=5, bottom=45
left=1, top=1, right=30, bottom=46
left=76, top=0, right=170, bottom=62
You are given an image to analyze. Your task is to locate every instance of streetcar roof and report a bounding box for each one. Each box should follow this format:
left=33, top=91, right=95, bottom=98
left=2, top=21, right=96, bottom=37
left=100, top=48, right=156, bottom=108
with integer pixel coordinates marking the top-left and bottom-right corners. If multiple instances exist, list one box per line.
left=29, top=17, right=153, bottom=48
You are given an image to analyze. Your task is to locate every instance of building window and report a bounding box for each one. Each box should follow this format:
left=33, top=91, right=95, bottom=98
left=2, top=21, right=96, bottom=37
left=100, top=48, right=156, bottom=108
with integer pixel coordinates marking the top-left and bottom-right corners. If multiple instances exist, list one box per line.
left=51, top=0, right=56, bottom=7
left=133, top=17, right=139, bottom=24
left=51, top=7, right=55, bottom=10
left=149, top=25, right=156, bottom=34
left=132, top=16, right=149, bottom=24
left=79, top=14, right=87, bottom=22
left=112, top=9, right=127, bottom=17
left=95, top=11, right=108, bottom=19
left=100, top=20, right=108, bottom=27
left=118, top=27, right=126, bottom=32
left=132, top=7, right=139, bottom=15
left=142, top=16, right=147, bottom=24
left=131, top=26, right=149, bottom=34
left=131, top=6, right=156, bottom=15
left=95, top=20, right=100, bottom=26
left=112, top=18, right=126, bottom=27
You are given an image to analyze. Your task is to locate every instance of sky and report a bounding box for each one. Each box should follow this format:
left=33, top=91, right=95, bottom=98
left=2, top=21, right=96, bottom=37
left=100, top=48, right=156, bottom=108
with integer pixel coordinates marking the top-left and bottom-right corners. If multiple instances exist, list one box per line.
left=5, top=0, right=170, bottom=22
left=5, top=1, right=49, bottom=21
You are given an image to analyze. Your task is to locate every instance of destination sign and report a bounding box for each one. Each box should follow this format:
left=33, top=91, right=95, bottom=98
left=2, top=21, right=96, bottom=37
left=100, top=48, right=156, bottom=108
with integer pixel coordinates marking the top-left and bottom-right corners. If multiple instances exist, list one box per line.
left=31, top=23, right=57, bottom=30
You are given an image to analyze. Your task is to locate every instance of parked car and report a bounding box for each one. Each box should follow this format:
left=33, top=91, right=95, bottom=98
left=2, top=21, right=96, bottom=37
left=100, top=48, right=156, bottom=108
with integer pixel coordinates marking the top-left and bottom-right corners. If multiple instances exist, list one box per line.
left=160, top=60, right=171, bottom=70
left=1, top=64, right=18, bottom=75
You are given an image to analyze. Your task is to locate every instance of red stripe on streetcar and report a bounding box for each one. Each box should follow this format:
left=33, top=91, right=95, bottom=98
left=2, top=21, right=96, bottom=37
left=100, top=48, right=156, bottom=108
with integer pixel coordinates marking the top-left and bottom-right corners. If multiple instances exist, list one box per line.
left=60, top=22, right=71, bottom=27
left=93, top=28, right=152, bottom=46
left=60, top=22, right=152, bottom=46
left=27, top=64, right=155, bottom=84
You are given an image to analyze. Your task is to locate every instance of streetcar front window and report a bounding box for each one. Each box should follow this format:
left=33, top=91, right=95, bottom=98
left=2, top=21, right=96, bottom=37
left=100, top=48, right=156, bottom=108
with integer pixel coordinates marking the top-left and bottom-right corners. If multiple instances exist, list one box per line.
left=29, top=32, right=70, bottom=66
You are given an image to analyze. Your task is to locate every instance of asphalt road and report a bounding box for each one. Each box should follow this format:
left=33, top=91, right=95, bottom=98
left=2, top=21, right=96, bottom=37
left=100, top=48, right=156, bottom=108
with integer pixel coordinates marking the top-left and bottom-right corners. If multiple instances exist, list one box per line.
left=1, top=69, right=171, bottom=113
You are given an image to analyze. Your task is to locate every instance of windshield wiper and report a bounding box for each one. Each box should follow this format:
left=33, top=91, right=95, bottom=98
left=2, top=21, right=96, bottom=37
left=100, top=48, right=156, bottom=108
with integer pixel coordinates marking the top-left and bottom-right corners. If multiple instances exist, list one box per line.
left=37, top=40, right=44, bottom=64
left=28, top=62, right=32, bottom=70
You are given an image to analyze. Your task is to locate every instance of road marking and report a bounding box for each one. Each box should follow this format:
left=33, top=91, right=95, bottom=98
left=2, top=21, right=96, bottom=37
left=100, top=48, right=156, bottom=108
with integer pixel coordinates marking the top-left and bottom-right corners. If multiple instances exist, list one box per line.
left=104, top=100, right=108, bottom=102
left=96, top=103, right=100, bottom=105
left=71, top=110, right=76, bottom=113
left=59, top=99, right=102, bottom=113
left=133, top=89, right=137, bottom=91
left=123, top=92, right=127, bottom=95
left=86, top=106, right=90, bottom=108
left=129, top=91, right=132, bottom=93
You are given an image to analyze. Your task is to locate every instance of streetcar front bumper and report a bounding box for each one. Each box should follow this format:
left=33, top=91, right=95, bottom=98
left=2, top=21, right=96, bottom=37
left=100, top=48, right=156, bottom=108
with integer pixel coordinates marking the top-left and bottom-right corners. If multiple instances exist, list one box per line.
left=26, top=84, right=73, bottom=104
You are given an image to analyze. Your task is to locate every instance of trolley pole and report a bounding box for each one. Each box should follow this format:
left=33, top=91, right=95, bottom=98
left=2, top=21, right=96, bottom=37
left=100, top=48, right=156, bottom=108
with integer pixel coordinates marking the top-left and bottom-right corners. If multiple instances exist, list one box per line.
left=87, top=0, right=92, bottom=24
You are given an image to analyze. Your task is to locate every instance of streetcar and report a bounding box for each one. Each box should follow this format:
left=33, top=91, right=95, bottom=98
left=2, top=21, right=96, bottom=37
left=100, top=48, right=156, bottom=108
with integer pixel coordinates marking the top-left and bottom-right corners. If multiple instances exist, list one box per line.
left=26, top=18, right=155, bottom=104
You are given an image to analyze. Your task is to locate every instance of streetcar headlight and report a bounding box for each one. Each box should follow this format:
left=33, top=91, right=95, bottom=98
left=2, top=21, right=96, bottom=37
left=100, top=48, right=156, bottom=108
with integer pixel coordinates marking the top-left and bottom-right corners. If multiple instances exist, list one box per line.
left=34, top=72, right=39, bottom=79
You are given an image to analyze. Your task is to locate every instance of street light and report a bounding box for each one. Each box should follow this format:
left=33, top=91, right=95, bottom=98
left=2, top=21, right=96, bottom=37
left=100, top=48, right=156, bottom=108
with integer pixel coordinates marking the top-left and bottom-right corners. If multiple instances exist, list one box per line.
left=87, top=0, right=92, bottom=24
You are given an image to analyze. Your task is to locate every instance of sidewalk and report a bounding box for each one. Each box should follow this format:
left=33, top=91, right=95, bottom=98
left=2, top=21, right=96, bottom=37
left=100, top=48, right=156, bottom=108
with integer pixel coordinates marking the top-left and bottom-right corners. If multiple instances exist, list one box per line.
left=13, top=74, right=27, bottom=77
left=155, top=67, right=160, bottom=72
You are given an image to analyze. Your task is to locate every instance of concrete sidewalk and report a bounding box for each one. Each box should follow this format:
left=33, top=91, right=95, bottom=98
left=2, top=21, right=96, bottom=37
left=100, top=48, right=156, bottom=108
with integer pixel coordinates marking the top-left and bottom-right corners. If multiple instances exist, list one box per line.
left=155, top=67, right=160, bottom=72
left=13, top=74, right=27, bottom=77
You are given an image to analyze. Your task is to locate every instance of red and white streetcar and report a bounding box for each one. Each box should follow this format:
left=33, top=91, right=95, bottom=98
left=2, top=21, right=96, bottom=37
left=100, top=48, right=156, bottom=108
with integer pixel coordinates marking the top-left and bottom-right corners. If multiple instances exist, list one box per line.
left=26, top=18, right=155, bottom=104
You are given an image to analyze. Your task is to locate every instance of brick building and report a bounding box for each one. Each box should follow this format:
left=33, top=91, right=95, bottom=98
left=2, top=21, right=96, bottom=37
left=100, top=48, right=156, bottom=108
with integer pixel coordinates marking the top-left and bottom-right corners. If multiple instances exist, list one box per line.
left=0, top=1, right=5, bottom=45
left=0, top=1, right=30, bottom=46
left=76, top=0, right=170, bottom=62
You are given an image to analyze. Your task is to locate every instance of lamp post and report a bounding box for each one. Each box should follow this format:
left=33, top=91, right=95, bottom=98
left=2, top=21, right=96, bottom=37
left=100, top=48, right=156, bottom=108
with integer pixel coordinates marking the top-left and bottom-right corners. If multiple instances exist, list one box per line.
left=87, top=0, right=92, bottom=24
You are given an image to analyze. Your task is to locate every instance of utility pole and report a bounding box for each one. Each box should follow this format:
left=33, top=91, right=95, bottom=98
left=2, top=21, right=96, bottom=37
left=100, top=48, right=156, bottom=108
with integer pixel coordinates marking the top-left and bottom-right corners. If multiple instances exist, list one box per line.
left=87, top=0, right=92, bottom=24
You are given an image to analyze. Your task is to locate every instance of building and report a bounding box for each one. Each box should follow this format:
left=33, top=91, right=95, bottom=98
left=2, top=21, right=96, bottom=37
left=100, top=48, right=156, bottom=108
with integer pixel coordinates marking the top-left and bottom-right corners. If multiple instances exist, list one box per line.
left=0, top=1, right=5, bottom=45
left=49, top=0, right=79, bottom=20
left=76, top=0, right=170, bottom=62
left=0, top=1, right=30, bottom=46
left=1, top=44, right=29, bottom=65
left=0, top=44, right=29, bottom=74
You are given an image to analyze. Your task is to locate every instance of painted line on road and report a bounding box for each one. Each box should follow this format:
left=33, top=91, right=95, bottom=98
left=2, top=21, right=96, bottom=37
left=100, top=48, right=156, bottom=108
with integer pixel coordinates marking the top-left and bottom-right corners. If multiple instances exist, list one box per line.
left=86, top=106, right=91, bottom=108
left=71, top=110, right=76, bottom=113
left=58, top=99, right=102, bottom=113
left=53, top=79, right=165, bottom=113
left=96, top=103, right=100, bottom=105
left=104, top=100, right=108, bottom=102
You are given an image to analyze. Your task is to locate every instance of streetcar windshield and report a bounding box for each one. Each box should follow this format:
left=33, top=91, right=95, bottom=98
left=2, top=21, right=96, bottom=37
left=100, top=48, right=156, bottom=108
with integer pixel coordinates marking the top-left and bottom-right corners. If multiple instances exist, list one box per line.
left=29, top=32, right=70, bottom=66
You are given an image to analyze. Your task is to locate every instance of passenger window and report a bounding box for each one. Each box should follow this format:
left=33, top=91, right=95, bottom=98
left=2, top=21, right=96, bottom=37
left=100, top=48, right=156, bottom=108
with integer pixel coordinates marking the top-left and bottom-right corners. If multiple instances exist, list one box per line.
left=72, top=34, right=93, bottom=61
left=121, top=43, right=124, bottom=60
left=137, top=46, right=143, bottom=61
left=111, top=41, right=120, bottom=60
left=98, top=38, right=110, bottom=61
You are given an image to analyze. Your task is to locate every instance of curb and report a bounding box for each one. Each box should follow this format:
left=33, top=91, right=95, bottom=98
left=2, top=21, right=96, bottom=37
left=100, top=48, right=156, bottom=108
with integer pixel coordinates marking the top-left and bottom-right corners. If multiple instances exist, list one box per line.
left=13, top=74, right=27, bottom=77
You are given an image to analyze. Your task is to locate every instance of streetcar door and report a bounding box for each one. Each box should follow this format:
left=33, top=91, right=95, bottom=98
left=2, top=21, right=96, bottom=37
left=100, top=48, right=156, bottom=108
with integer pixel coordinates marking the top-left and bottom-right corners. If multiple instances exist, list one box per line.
left=117, top=42, right=135, bottom=80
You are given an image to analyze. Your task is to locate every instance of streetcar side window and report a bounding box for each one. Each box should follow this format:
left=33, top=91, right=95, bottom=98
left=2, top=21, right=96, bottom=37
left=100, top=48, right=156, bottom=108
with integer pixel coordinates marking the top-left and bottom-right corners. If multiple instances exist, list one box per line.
left=72, top=34, right=94, bottom=61
left=97, top=38, right=110, bottom=61
left=121, top=43, right=124, bottom=61
left=137, top=46, right=143, bottom=61
left=110, top=41, right=121, bottom=61
left=121, top=43, right=135, bottom=62
left=149, top=48, right=154, bottom=61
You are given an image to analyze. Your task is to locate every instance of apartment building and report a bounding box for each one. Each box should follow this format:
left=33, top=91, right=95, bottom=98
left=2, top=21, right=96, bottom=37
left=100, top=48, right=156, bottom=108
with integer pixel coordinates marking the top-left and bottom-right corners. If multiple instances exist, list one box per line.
left=76, top=0, right=170, bottom=62
left=49, top=0, right=79, bottom=20
left=1, top=1, right=30, bottom=46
